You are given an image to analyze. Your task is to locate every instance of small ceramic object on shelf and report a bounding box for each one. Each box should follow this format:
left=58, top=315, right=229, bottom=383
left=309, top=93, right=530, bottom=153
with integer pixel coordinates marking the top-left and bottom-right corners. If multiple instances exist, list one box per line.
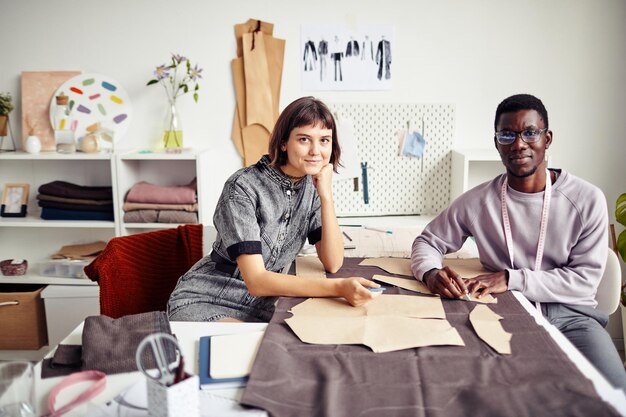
left=23, top=117, right=42, bottom=154
left=0, top=259, right=28, bottom=276
left=24, top=135, right=42, bottom=154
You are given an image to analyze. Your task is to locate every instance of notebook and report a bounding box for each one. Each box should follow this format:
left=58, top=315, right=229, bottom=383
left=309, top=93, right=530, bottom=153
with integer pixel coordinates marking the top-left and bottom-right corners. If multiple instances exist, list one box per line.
left=198, top=331, right=264, bottom=390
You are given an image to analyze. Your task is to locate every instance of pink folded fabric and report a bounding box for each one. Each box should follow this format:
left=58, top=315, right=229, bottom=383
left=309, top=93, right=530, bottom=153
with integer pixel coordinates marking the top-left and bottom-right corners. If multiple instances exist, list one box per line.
left=122, top=202, right=198, bottom=212
left=125, top=179, right=197, bottom=204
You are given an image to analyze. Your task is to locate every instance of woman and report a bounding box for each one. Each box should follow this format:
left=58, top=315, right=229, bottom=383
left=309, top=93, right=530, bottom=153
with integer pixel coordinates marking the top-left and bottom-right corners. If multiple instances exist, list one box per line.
left=168, top=97, right=380, bottom=322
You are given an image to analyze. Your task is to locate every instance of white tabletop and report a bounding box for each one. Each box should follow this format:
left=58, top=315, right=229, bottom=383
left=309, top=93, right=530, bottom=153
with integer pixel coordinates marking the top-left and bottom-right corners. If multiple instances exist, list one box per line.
left=35, top=322, right=267, bottom=416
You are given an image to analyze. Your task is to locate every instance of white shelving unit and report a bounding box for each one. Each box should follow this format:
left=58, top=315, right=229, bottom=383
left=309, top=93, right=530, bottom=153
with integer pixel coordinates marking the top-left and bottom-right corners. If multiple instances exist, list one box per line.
left=450, top=148, right=503, bottom=202
left=0, top=149, right=215, bottom=360
left=116, top=149, right=213, bottom=236
left=0, top=151, right=117, bottom=276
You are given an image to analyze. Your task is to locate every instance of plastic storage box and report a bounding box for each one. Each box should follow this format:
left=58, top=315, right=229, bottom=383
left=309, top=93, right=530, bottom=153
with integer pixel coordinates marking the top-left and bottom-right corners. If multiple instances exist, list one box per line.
left=39, top=259, right=89, bottom=279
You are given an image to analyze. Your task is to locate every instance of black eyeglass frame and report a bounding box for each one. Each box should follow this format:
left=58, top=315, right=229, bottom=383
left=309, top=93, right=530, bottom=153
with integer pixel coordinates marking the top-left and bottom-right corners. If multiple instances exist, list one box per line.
left=494, top=128, right=548, bottom=145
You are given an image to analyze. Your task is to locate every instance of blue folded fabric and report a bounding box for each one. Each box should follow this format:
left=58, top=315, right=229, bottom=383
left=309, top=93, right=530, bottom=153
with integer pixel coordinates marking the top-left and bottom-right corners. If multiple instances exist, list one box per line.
left=402, top=131, right=426, bottom=157
left=40, top=207, right=114, bottom=221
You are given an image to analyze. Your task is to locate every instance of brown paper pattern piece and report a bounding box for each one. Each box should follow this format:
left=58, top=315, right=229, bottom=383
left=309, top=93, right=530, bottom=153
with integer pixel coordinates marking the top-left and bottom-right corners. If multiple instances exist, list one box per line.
left=234, top=19, right=274, bottom=58
left=469, top=304, right=512, bottom=354
left=296, top=256, right=326, bottom=278
left=372, top=274, right=497, bottom=304
left=241, top=124, right=270, bottom=167
left=242, top=32, right=274, bottom=133
left=286, top=295, right=463, bottom=353
left=359, top=257, right=412, bottom=276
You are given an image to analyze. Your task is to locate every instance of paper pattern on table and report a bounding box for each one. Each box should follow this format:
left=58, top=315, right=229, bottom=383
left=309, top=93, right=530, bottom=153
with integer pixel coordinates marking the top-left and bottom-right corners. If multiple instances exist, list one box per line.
left=469, top=304, right=512, bottom=354
left=359, top=257, right=412, bottom=276
left=295, top=256, right=326, bottom=278
left=285, top=295, right=463, bottom=353
left=372, top=274, right=497, bottom=304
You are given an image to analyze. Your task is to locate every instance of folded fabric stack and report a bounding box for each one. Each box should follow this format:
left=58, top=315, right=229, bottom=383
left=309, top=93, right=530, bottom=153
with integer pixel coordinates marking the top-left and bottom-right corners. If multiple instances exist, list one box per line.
left=123, top=178, right=198, bottom=224
left=38, top=181, right=114, bottom=221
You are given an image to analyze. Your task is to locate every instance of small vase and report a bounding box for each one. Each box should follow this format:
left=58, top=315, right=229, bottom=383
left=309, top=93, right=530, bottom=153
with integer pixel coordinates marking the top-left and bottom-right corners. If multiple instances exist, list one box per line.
left=0, top=115, right=8, bottom=136
left=25, top=135, right=42, bottom=154
left=163, top=100, right=183, bottom=153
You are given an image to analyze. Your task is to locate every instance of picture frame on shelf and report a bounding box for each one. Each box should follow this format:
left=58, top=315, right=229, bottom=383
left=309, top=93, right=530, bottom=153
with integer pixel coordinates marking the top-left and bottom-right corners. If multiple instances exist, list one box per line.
left=1, top=183, right=30, bottom=217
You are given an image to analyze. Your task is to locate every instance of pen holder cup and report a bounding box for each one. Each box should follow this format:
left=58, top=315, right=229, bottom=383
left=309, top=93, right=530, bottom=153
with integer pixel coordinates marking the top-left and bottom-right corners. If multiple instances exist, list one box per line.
left=146, top=374, right=199, bottom=417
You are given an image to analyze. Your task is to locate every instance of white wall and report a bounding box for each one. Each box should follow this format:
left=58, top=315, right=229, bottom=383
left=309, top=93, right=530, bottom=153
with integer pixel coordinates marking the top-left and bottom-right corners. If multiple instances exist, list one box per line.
left=2, top=0, right=626, bottom=338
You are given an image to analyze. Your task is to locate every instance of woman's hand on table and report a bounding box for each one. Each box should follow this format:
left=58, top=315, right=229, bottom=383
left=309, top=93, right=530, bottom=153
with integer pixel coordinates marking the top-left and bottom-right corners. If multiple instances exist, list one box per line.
left=337, top=277, right=382, bottom=306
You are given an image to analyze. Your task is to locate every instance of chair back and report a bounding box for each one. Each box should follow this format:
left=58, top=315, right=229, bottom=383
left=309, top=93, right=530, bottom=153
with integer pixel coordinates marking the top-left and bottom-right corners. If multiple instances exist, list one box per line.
left=595, top=249, right=622, bottom=315
left=85, top=224, right=204, bottom=318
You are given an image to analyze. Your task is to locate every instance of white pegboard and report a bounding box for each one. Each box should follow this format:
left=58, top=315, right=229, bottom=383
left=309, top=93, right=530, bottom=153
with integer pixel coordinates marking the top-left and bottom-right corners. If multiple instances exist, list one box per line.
left=330, top=103, right=454, bottom=216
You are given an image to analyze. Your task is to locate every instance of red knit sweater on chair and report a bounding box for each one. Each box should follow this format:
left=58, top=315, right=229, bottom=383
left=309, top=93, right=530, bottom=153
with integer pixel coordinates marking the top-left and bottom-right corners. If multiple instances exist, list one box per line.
left=85, top=224, right=203, bottom=318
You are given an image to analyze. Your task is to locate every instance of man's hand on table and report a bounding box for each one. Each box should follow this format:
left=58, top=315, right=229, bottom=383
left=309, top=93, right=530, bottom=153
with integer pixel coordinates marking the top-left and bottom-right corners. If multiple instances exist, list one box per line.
left=465, top=271, right=508, bottom=299
left=422, top=266, right=469, bottom=299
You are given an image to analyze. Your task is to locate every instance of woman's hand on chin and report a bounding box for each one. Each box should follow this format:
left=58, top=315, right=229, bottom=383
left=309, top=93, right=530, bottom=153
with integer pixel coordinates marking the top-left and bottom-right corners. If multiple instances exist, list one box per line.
left=312, top=164, right=334, bottom=200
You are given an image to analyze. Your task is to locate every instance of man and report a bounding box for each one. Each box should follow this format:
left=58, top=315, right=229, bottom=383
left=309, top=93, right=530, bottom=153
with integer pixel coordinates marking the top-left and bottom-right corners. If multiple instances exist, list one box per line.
left=411, top=93, right=626, bottom=390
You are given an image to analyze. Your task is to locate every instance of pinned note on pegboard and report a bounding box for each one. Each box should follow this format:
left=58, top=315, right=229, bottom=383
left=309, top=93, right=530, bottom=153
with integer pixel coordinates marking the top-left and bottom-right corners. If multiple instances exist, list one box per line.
left=330, top=103, right=454, bottom=216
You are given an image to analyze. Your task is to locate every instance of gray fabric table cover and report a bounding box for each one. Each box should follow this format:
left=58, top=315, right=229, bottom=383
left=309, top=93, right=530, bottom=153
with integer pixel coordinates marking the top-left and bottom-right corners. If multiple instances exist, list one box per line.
left=241, top=258, right=620, bottom=417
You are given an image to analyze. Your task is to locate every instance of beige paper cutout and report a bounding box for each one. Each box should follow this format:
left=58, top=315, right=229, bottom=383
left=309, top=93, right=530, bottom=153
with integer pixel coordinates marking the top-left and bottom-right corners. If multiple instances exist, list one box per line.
left=296, top=256, right=326, bottom=278
left=290, top=295, right=445, bottom=319
left=359, top=257, right=412, bottom=276
left=263, top=36, right=285, bottom=122
left=371, top=274, right=497, bottom=304
left=231, top=57, right=247, bottom=122
left=230, top=107, right=244, bottom=159
left=469, top=304, right=512, bottom=354
left=241, top=123, right=270, bottom=167
left=286, top=295, right=463, bottom=353
left=242, top=32, right=274, bottom=133
left=443, top=258, right=487, bottom=278
left=231, top=19, right=284, bottom=165
left=372, top=274, right=432, bottom=295
left=287, top=315, right=464, bottom=353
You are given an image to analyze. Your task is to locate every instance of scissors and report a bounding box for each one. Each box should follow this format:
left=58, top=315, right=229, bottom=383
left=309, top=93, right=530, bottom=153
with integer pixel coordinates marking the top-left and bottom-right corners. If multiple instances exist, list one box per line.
left=135, top=332, right=183, bottom=387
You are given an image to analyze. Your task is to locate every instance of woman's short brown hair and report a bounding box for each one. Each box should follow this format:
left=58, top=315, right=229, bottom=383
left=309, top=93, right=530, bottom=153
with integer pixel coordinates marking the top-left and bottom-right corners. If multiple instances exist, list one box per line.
left=268, top=96, right=341, bottom=172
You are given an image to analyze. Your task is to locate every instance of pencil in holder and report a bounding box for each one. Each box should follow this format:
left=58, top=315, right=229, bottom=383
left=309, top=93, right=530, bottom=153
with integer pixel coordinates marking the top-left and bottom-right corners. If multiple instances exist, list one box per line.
left=146, top=374, right=199, bottom=417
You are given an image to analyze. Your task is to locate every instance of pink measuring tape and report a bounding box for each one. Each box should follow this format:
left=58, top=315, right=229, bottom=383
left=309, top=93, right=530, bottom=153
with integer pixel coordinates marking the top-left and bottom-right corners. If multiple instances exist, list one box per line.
left=501, top=169, right=552, bottom=273
left=44, top=370, right=106, bottom=417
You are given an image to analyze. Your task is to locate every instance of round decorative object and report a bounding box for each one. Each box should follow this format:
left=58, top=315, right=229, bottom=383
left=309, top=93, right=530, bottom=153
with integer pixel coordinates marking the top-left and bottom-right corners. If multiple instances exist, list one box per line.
left=49, top=73, right=132, bottom=147
left=24, top=135, right=42, bottom=154
left=0, top=259, right=28, bottom=276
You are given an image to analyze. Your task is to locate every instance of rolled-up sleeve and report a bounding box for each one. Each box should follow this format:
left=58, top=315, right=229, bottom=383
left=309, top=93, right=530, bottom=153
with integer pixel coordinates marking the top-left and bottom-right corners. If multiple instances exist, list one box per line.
left=213, top=182, right=263, bottom=259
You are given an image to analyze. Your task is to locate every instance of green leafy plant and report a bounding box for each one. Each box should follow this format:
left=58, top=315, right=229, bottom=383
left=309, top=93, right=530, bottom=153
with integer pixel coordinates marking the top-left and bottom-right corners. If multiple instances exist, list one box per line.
left=616, top=193, right=626, bottom=306
left=146, top=53, right=203, bottom=103
left=0, top=92, right=14, bottom=115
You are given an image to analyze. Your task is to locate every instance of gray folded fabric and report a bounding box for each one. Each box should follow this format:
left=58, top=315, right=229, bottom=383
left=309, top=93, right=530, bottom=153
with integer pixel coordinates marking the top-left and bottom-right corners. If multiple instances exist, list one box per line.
left=82, top=311, right=174, bottom=373
left=41, top=311, right=174, bottom=378
left=123, top=209, right=198, bottom=224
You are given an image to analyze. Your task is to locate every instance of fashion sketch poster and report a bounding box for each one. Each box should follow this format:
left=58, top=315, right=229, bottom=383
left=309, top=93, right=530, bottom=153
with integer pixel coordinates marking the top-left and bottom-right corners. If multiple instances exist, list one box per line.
left=301, top=25, right=394, bottom=91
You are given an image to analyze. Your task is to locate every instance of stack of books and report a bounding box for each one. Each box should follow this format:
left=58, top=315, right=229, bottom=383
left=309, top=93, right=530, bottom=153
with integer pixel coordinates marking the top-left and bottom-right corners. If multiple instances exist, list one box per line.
left=198, top=331, right=264, bottom=390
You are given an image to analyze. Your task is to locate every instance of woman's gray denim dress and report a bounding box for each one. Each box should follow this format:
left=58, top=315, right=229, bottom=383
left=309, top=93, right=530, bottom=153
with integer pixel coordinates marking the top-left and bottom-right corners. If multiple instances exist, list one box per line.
left=167, top=155, right=322, bottom=322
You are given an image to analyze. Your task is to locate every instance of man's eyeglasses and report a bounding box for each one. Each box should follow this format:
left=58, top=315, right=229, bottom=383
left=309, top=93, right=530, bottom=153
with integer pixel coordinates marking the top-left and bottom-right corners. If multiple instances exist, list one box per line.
left=494, top=128, right=548, bottom=145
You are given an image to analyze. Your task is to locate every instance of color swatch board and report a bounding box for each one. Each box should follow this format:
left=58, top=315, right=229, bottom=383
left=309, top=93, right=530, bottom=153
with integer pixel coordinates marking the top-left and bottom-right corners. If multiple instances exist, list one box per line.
left=329, top=103, right=454, bottom=216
